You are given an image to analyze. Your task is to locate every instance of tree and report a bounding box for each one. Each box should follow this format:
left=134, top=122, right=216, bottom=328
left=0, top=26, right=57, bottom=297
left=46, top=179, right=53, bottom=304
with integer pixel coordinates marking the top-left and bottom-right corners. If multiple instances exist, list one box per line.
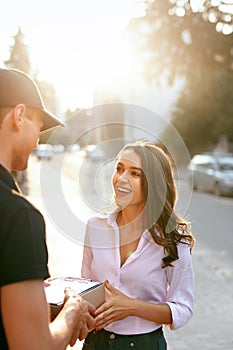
left=5, top=27, right=60, bottom=144
left=126, top=0, right=233, bottom=155
left=5, top=27, right=31, bottom=73
left=171, top=65, right=233, bottom=155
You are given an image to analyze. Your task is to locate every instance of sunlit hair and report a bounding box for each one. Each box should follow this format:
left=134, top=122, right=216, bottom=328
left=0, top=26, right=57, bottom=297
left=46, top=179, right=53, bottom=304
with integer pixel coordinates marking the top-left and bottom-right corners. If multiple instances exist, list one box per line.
left=118, top=140, right=194, bottom=268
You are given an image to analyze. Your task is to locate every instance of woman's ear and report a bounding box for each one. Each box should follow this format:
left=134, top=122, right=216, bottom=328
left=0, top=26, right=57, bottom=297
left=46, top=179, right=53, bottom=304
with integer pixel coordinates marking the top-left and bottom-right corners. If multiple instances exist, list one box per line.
left=12, top=104, right=26, bottom=130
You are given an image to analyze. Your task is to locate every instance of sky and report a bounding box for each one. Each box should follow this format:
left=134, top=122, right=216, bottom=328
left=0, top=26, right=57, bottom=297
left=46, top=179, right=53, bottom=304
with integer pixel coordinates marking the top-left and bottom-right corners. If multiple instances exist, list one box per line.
left=0, top=0, right=148, bottom=112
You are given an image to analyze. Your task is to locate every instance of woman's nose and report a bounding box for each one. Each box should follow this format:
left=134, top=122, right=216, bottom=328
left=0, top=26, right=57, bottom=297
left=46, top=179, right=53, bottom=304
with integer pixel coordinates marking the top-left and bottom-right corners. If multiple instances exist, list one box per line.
left=118, top=171, right=129, bottom=181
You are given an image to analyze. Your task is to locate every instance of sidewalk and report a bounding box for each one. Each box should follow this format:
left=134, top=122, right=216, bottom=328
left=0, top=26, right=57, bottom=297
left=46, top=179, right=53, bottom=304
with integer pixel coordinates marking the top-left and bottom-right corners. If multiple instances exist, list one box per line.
left=164, top=249, right=233, bottom=350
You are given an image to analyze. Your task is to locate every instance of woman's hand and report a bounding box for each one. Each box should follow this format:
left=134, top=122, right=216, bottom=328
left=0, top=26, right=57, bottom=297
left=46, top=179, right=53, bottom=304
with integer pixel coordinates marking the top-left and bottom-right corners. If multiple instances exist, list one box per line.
left=94, top=280, right=135, bottom=330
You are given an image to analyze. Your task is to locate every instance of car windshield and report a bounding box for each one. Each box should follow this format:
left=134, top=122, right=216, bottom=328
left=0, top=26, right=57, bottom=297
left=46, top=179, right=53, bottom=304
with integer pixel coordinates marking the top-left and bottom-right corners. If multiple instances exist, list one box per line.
left=217, top=158, right=233, bottom=171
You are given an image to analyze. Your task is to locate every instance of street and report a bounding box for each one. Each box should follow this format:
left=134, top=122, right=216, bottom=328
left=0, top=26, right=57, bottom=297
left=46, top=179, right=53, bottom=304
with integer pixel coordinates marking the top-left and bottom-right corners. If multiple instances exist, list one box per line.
left=26, top=151, right=233, bottom=350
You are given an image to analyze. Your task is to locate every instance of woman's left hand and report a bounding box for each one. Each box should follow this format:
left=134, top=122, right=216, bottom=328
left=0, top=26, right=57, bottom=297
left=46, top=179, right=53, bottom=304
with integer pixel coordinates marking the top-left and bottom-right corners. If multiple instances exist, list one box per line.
left=94, top=280, right=135, bottom=330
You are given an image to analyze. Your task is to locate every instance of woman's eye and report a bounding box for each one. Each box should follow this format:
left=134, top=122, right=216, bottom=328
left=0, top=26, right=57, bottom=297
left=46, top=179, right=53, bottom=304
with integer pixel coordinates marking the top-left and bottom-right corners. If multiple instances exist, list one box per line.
left=116, top=166, right=123, bottom=173
left=132, top=171, right=140, bottom=177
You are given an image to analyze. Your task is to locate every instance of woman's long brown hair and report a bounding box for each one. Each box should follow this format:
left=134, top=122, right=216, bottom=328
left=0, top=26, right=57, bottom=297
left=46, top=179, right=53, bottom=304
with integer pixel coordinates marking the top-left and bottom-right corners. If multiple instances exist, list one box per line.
left=123, top=141, right=194, bottom=268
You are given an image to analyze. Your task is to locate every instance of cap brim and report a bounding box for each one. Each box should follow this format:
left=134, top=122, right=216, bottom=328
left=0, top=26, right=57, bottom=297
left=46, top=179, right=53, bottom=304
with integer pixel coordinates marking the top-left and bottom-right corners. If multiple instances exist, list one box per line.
left=40, top=109, right=66, bottom=132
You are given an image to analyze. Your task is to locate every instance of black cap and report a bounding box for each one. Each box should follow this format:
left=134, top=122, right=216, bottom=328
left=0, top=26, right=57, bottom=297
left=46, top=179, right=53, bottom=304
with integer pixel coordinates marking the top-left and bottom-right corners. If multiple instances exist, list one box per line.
left=0, top=68, right=65, bottom=131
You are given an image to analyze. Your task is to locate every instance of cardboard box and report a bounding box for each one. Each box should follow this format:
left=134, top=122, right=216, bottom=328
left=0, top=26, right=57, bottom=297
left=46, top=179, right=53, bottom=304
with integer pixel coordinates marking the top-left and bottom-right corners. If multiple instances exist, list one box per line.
left=45, top=277, right=105, bottom=320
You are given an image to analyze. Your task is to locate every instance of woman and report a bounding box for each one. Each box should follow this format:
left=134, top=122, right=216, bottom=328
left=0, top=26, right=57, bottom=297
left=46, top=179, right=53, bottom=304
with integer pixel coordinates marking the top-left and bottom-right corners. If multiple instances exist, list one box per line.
left=81, top=141, right=195, bottom=349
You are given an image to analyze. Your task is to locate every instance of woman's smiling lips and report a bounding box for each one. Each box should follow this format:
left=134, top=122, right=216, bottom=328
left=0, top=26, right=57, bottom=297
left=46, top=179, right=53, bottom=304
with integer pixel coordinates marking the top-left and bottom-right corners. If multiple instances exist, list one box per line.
left=116, top=185, right=132, bottom=195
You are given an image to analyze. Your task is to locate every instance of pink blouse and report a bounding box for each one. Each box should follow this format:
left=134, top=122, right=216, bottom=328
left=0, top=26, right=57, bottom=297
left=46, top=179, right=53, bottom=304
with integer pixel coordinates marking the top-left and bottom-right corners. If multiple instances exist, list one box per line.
left=81, top=212, right=194, bottom=335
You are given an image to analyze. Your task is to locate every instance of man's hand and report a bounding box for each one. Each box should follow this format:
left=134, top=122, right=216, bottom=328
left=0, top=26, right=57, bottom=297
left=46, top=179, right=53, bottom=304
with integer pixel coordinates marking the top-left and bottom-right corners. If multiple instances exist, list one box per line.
left=63, top=288, right=95, bottom=345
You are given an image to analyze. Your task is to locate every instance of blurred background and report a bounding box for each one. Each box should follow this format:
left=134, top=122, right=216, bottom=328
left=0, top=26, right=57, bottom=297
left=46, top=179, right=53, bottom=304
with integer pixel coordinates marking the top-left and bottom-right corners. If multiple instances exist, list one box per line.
left=1, top=1, right=233, bottom=349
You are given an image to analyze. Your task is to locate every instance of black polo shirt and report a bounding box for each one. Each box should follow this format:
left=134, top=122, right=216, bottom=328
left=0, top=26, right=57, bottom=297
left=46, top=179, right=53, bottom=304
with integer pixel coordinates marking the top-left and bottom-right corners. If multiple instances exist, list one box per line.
left=0, top=164, right=50, bottom=349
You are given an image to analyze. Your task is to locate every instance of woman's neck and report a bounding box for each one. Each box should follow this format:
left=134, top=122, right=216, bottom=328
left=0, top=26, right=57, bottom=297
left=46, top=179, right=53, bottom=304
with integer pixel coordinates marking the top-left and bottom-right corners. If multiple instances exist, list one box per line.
left=117, top=205, right=142, bottom=223
left=117, top=206, right=147, bottom=232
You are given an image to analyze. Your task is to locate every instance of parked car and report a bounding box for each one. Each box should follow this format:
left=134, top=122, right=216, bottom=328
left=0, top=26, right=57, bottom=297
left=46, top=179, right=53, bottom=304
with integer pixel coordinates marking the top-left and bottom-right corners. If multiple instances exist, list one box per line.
left=36, top=144, right=53, bottom=160
left=84, top=145, right=105, bottom=161
left=67, top=144, right=80, bottom=152
left=188, top=153, right=233, bottom=196
left=52, top=144, right=65, bottom=153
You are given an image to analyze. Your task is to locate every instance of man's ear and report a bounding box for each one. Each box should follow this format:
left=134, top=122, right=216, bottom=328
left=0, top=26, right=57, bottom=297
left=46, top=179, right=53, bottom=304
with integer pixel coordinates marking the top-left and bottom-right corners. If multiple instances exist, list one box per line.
left=12, top=104, right=26, bottom=130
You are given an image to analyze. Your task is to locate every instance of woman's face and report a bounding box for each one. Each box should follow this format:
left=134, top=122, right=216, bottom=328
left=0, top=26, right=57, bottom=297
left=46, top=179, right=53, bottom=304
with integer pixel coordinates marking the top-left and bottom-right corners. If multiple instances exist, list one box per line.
left=112, top=148, right=145, bottom=210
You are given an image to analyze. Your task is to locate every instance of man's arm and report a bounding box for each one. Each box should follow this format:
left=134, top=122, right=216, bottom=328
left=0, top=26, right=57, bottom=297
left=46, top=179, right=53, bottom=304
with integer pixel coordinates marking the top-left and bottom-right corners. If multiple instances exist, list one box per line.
left=1, top=279, right=95, bottom=350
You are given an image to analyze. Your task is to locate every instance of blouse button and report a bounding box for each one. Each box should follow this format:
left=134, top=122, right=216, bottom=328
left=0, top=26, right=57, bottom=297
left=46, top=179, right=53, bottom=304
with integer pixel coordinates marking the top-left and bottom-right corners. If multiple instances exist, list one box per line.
left=109, top=333, right=115, bottom=339
left=130, top=342, right=135, bottom=347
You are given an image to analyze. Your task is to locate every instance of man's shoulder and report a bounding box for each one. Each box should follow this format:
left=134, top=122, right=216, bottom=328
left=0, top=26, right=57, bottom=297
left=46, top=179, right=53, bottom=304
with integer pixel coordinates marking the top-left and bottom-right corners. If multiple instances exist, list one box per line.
left=0, top=179, right=40, bottom=216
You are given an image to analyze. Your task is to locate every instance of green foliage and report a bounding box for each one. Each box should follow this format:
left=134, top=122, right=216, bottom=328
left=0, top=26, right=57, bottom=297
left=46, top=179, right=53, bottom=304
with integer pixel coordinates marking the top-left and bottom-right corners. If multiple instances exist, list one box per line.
left=170, top=67, right=233, bottom=156
left=127, top=0, right=233, bottom=155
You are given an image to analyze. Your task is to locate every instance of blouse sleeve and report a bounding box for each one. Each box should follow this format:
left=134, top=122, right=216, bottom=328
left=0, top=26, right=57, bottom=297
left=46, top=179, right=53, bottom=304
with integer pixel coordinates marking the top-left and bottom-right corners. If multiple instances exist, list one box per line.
left=165, top=242, right=195, bottom=330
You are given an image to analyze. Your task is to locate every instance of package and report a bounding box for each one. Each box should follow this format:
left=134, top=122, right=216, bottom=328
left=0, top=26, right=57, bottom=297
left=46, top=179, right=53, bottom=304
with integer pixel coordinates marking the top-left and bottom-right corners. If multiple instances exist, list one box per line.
left=44, top=277, right=105, bottom=320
